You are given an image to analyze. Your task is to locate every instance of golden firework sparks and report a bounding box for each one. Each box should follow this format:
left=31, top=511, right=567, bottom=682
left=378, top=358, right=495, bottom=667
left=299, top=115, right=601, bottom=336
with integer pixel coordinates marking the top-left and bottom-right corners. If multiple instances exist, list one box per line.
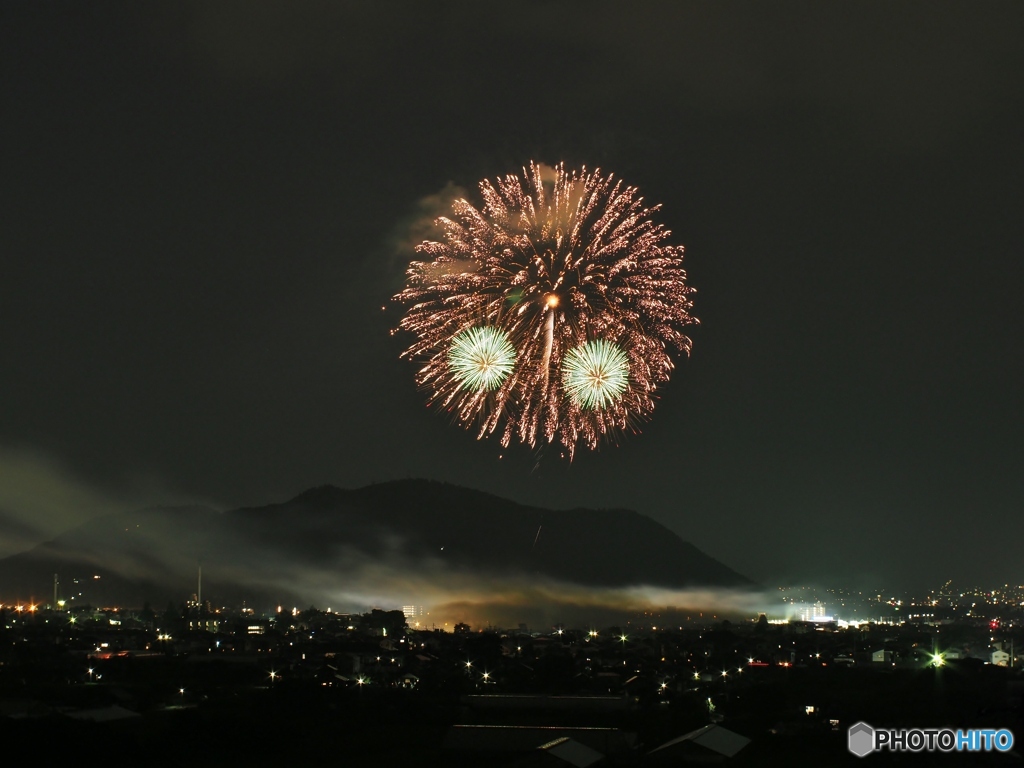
left=394, top=162, right=698, bottom=456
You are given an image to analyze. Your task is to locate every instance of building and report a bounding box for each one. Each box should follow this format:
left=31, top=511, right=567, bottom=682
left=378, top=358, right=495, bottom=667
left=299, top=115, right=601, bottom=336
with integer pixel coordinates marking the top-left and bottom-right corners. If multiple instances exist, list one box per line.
left=796, top=602, right=832, bottom=622
left=402, top=605, right=425, bottom=620
left=644, top=724, right=751, bottom=764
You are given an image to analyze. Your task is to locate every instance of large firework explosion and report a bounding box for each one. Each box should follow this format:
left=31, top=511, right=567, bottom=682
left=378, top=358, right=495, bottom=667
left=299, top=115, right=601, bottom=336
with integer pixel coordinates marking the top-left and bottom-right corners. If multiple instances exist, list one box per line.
left=394, top=161, right=697, bottom=457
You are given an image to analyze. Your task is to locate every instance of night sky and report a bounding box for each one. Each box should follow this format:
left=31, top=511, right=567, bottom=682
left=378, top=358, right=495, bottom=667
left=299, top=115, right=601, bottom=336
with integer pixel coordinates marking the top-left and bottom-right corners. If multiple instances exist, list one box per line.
left=2, top=2, right=1022, bottom=591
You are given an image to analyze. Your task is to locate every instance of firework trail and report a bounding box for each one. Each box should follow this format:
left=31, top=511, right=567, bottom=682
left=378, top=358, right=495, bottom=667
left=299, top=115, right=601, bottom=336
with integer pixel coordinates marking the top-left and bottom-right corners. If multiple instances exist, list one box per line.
left=394, top=161, right=697, bottom=457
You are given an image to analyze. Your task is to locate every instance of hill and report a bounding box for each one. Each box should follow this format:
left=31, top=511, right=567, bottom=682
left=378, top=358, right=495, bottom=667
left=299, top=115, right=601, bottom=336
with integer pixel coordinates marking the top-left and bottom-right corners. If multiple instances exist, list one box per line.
left=0, top=479, right=752, bottom=614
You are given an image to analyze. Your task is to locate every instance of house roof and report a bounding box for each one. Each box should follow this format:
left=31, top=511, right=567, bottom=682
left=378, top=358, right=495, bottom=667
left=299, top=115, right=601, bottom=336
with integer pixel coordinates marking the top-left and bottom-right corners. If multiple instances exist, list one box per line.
left=538, top=737, right=604, bottom=767
left=444, top=724, right=634, bottom=754
left=648, top=724, right=750, bottom=758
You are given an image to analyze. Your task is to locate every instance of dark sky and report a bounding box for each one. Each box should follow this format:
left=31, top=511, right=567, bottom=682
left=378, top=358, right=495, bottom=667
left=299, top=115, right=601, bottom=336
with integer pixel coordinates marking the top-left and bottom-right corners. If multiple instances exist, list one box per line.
left=2, top=1, right=1022, bottom=591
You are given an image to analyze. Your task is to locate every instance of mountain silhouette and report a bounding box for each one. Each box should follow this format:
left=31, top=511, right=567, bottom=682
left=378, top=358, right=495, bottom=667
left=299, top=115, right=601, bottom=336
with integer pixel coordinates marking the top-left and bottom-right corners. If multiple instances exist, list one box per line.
left=0, top=479, right=752, bottom=611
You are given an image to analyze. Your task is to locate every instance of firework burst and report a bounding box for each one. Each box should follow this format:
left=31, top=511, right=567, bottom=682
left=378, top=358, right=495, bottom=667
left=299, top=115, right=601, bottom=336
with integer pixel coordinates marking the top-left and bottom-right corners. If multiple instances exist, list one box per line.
left=394, top=161, right=697, bottom=456
left=448, top=326, right=517, bottom=392
left=562, top=339, right=630, bottom=410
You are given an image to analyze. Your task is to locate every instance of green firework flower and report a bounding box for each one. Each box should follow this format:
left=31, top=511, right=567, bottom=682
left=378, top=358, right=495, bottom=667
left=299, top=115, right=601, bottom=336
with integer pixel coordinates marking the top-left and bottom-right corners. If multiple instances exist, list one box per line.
left=448, top=326, right=516, bottom=391
left=562, top=340, right=629, bottom=409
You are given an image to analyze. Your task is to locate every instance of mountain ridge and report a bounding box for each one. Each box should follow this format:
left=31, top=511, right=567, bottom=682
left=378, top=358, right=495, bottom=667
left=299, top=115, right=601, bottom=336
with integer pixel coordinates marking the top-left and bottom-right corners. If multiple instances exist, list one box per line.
left=0, top=479, right=752, bottom=611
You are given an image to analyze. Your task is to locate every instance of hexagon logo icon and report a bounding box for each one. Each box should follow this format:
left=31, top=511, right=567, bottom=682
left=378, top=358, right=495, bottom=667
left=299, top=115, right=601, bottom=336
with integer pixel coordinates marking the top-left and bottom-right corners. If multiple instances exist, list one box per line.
left=848, top=721, right=875, bottom=757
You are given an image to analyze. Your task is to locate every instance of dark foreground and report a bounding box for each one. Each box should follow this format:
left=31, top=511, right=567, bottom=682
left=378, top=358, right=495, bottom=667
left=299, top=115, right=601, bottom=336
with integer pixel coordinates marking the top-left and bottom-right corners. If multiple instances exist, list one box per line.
left=1, top=616, right=1021, bottom=766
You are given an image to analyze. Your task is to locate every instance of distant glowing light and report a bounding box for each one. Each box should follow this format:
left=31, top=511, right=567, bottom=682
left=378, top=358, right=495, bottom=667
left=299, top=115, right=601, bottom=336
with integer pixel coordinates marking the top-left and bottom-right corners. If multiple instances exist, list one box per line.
left=448, top=326, right=516, bottom=391
left=562, top=340, right=630, bottom=410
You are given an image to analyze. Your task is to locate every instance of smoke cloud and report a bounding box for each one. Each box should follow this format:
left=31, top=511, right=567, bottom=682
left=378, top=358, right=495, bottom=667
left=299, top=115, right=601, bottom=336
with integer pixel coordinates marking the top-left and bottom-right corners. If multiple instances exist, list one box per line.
left=386, top=181, right=469, bottom=273
left=0, top=446, right=134, bottom=559
left=181, top=541, right=775, bottom=630
left=0, top=445, right=204, bottom=561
